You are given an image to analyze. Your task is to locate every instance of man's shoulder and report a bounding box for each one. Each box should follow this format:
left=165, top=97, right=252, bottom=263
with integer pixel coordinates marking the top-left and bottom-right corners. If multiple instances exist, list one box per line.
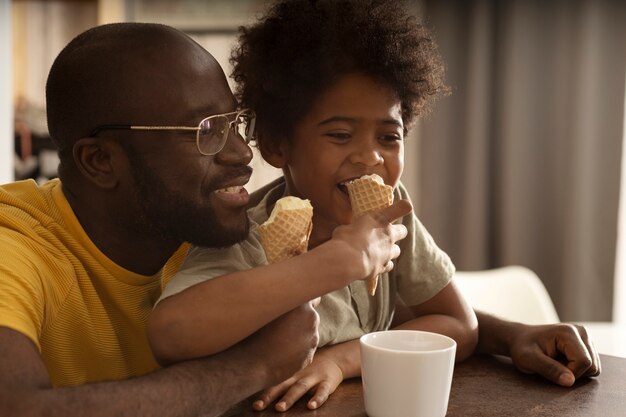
left=0, top=178, right=58, bottom=209
left=0, top=178, right=79, bottom=284
left=0, top=179, right=62, bottom=233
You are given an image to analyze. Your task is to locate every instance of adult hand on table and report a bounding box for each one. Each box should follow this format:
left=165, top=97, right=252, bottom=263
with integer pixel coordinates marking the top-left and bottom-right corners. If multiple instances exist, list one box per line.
left=242, top=300, right=321, bottom=386
left=252, top=342, right=349, bottom=412
left=0, top=300, right=320, bottom=417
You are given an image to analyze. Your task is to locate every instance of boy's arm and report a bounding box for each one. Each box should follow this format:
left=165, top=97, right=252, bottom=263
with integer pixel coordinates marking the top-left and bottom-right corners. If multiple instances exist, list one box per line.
left=149, top=200, right=411, bottom=364
left=394, top=280, right=479, bottom=362
left=474, top=311, right=601, bottom=386
left=0, top=301, right=319, bottom=417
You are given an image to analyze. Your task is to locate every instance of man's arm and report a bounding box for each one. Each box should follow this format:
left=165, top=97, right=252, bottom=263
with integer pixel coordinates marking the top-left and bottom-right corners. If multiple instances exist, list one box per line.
left=0, top=301, right=319, bottom=417
left=149, top=200, right=411, bottom=363
left=474, top=311, right=601, bottom=386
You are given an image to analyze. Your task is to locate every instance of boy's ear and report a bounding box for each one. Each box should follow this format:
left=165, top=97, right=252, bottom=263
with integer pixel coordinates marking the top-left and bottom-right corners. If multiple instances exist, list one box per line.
left=72, top=137, right=119, bottom=189
left=257, top=133, right=289, bottom=169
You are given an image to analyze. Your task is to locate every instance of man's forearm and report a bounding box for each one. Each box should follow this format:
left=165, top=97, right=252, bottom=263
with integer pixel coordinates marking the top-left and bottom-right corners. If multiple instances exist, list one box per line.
left=7, top=349, right=265, bottom=417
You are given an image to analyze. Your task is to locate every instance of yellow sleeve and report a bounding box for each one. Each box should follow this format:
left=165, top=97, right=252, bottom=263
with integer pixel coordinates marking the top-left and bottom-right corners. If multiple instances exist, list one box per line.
left=0, top=230, right=46, bottom=351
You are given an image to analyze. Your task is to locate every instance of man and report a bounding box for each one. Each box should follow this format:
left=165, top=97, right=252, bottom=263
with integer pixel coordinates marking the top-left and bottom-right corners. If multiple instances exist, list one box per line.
left=0, top=22, right=410, bottom=416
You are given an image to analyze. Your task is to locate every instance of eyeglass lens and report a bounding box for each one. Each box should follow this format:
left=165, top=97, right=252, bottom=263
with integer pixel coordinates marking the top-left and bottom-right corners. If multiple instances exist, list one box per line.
left=198, top=111, right=254, bottom=155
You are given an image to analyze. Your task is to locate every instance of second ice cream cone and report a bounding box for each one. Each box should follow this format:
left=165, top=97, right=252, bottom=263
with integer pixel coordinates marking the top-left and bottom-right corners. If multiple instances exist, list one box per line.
left=346, top=174, right=394, bottom=295
left=258, top=196, right=313, bottom=264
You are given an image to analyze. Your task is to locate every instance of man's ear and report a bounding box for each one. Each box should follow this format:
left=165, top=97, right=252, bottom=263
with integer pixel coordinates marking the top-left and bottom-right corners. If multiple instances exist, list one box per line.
left=72, top=137, right=119, bottom=189
left=257, top=133, right=289, bottom=168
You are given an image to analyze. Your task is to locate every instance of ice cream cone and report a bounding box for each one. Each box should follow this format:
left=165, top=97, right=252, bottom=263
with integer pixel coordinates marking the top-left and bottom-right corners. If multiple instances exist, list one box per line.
left=346, top=174, right=394, bottom=218
left=258, top=196, right=313, bottom=264
left=346, top=174, right=394, bottom=295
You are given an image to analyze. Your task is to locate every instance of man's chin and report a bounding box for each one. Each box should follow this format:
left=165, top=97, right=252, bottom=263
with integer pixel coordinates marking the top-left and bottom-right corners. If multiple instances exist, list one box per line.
left=187, top=223, right=250, bottom=248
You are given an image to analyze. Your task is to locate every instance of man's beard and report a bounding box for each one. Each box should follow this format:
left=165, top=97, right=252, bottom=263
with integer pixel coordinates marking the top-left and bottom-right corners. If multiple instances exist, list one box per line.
left=123, top=149, right=250, bottom=248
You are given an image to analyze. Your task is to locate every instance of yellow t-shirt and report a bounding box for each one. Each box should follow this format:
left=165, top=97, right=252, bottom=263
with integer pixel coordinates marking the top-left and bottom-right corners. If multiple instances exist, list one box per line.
left=0, top=179, right=188, bottom=386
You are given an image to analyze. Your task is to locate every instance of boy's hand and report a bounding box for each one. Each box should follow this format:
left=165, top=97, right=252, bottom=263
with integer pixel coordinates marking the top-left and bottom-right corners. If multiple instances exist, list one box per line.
left=252, top=352, right=344, bottom=412
left=332, top=199, right=411, bottom=280
left=508, top=323, right=601, bottom=386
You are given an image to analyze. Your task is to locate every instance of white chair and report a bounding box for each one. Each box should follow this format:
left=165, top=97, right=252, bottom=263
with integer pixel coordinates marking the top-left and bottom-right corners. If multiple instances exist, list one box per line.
left=455, top=265, right=559, bottom=324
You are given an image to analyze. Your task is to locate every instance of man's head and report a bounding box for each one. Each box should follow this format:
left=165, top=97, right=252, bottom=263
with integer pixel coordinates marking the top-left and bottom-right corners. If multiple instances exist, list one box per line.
left=46, top=23, right=253, bottom=248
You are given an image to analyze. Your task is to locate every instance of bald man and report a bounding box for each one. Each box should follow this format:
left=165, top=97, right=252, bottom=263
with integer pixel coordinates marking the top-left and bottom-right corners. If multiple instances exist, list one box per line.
left=0, top=23, right=411, bottom=416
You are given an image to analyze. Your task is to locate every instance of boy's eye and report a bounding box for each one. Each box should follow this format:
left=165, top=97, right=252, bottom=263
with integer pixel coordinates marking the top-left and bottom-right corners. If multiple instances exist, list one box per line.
left=326, top=131, right=352, bottom=141
left=380, top=134, right=403, bottom=143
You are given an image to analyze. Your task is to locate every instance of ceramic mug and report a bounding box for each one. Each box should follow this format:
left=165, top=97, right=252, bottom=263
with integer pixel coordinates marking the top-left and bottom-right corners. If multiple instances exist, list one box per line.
left=360, top=330, right=456, bottom=417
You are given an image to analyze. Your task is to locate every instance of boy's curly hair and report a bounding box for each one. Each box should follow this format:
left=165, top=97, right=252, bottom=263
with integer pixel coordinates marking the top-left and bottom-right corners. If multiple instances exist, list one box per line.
left=230, top=0, right=449, bottom=148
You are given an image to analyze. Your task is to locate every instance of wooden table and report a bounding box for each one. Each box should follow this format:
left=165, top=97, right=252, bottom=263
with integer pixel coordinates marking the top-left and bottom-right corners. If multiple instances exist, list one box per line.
left=232, top=354, right=625, bottom=416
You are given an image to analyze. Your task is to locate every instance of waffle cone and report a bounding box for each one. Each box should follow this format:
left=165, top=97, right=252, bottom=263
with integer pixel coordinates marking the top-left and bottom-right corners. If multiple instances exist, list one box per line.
left=258, top=196, right=313, bottom=264
left=346, top=174, right=394, bottom=295
left=346, top=174, right=394, bottom=218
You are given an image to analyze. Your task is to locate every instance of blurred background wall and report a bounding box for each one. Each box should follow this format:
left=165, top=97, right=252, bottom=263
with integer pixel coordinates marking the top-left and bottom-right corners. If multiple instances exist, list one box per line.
left=418, top=0, right=626, bottom=322
left=3, top=0, right=626, bottom=322
left=0, top=0, right=11, bottom=184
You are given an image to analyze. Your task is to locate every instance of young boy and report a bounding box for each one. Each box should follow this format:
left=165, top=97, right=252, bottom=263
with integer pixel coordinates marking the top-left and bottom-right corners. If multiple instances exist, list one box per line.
left=150, top=0, right=479, bottom=406
left=149, top=0, right=599, bottom=412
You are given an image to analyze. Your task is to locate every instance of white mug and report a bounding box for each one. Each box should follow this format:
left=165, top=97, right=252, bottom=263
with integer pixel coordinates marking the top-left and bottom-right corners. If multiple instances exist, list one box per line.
left=360, top=330, right=456, bottom=417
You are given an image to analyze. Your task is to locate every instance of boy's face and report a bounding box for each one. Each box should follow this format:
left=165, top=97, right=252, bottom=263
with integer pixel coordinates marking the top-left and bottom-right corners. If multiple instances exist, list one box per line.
left=280, top=72, right=404, bottom=232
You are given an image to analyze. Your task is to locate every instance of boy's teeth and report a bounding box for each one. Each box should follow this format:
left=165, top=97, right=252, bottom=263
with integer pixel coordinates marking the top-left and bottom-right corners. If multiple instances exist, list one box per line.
left=216, top=186, right=243, bottom=193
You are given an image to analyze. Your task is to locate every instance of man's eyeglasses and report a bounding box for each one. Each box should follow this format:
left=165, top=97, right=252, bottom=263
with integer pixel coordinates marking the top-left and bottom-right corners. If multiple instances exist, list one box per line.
left=89, top=109, right=256, bottom=156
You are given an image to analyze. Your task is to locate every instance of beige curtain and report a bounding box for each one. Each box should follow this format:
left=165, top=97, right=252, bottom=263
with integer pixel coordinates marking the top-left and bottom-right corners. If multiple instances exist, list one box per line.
left=417, top=0, right=626, bottom=321
left=13, top=1, right=97, bottom=114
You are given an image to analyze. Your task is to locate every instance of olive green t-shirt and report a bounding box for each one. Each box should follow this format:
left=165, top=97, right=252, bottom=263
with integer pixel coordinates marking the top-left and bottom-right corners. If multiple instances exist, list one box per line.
left=159, top=178, right=454, bottom=347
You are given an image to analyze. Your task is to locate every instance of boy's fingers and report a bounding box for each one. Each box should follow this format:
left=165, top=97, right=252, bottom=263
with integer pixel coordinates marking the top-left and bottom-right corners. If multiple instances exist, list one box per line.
left=588, top=339, right=601, bottom=377
left=382, top=260, right=395, bottom=274
left=390, top=224, right=408, bottom=242
left=520, top=350, right=576, bottom=387
left=390, top=244, right=401, bottom=260
left=536, top=359, right=576, bottom=387
left=561, top=343, right=593, bottom=379
left=378, top=199, right=412, bottom=224
left=554, top=324, right=598, bottom=379
left=572, top=325, right=601, bottom=377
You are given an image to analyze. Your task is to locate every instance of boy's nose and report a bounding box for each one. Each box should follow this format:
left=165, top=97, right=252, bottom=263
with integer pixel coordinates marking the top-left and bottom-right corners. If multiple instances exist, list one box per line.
left=348, top=145, right=384, bottom=167
left=214, top=130, right=253, bottom=166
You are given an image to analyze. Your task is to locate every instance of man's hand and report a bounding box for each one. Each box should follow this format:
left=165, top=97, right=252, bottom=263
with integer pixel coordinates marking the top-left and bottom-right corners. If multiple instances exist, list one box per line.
left=0, top=301, right=319, bottom=417
left=507, top=322, right=601, bottom=386
left=332, top=199, right=411, bottom=280
left=239, top=300, right=320, bottom=386
left=252, top=349, right=343, bottom=412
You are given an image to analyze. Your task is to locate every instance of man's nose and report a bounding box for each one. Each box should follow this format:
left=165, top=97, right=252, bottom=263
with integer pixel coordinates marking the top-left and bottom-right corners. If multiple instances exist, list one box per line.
left=214, top=130, right=253, bottom=165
